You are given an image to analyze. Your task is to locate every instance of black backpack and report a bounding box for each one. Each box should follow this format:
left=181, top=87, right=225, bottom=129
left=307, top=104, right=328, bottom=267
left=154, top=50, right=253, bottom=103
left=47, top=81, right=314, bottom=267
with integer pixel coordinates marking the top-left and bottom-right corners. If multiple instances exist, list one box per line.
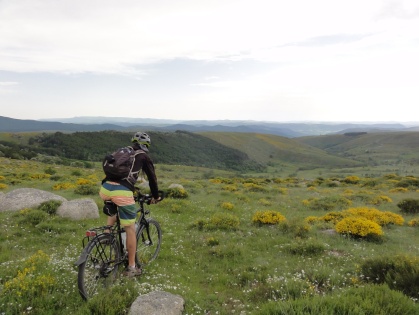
left=102, top=146, right=144, bottom=185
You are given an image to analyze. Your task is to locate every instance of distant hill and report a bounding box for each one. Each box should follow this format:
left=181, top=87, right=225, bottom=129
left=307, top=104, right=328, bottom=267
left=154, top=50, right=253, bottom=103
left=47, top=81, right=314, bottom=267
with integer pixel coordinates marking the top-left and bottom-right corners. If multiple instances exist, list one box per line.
left=200, top=132, right=362, bottom=169
left=1, top=115, right=415, bottom=137
left=0, top=116, right=124, bottom=132
left=296, top=131, right=419, bottom=166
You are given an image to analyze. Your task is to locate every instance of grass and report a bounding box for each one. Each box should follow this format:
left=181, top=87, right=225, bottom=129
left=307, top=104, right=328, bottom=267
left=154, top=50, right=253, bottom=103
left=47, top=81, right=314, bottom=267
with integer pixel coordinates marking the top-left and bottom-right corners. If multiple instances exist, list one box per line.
left=0, top=157, right=419, bottom=314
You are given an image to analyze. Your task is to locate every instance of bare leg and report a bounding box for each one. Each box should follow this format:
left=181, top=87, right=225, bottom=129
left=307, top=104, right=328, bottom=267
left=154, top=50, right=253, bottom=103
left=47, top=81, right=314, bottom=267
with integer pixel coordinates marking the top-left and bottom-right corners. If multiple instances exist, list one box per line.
left=124, top=224, right=136, bottom=267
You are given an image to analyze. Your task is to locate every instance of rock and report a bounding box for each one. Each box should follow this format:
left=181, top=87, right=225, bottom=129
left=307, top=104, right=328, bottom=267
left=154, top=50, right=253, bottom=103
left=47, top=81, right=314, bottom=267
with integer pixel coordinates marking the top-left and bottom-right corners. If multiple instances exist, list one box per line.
left=129, top=291, right=184, bottom=315
left=168, top=184, right=184, bottom=190
left=0, top=188, right=67, bottom=212
left=57, top=198, right=99, bottom=220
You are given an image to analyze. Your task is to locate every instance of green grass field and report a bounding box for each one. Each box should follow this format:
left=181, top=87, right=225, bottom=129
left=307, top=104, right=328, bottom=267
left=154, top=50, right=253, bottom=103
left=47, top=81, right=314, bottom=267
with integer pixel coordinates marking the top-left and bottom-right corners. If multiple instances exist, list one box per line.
left=1, top=157, right=419, bottom=314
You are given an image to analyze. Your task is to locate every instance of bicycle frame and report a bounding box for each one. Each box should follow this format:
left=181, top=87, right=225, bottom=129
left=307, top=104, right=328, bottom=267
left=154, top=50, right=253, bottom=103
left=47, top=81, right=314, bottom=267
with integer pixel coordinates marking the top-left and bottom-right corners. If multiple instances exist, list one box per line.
left=75, top=195, right=152, bottom=267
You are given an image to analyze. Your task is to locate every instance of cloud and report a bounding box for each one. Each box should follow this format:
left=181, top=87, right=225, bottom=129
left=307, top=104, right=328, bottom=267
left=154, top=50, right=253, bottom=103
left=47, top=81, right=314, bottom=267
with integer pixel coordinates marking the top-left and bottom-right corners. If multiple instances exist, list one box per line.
left=0, top=81, right=19, bottom=86
left=2, top=0, right=411, bottom=74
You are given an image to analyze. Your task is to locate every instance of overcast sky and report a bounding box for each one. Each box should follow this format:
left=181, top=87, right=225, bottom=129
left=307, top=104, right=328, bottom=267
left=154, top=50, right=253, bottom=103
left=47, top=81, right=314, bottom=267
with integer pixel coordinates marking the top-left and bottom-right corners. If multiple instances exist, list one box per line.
left=1, top=0, right=418, bottom=123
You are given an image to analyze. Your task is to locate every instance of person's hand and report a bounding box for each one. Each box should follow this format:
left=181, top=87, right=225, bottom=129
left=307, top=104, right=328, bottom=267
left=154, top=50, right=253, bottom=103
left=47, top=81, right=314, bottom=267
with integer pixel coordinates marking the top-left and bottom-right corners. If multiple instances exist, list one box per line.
left=150, top=197, right=161, bottom=204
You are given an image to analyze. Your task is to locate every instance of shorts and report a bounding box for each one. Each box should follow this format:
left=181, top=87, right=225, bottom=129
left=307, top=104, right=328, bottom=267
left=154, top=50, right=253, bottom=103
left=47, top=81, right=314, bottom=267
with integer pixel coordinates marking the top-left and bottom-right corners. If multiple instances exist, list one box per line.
left=99, top=181, right=137, bottom=226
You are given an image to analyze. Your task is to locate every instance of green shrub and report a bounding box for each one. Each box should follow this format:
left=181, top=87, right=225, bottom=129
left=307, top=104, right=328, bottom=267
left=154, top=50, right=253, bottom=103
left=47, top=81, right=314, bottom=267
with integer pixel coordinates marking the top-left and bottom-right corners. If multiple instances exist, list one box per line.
left=18, top=209, right=48, bottom=226
left=308, top=196, right=352, bottom=211
left=360, top=255, right=419, bottom=299
left=395, top=178, right=419, bottom=188
left=37, top=200, right=62, bottom=215
left=284, top=239, right=325, bottom=256
left=193, top=213, right=240, bottom=231
left=257, top=284, right=419, bottom=315
left=279, top=221, right=311, bottom=239
left=71, top=170, right=83, bottom=176
left=397, top=199, right=419, bottom=214
left=74, top=184, right=98, bottom=195
left=44, top=167, right=57, bottom=175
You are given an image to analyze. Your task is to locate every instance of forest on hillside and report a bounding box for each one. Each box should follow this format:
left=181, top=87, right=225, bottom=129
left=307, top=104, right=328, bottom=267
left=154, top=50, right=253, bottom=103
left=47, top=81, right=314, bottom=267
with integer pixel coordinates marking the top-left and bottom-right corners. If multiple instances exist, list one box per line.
left=0, top=130, right=265, bottom=172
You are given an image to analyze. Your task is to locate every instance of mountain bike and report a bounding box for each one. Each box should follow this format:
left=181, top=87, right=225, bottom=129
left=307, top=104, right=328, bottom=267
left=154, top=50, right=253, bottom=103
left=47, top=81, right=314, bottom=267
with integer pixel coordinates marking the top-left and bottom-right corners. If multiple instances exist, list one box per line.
left=74, top=190, right=163, bottom=300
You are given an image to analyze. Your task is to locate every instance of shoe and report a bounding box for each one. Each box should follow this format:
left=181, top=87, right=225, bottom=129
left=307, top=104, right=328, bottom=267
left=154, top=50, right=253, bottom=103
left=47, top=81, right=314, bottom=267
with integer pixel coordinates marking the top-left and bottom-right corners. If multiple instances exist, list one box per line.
left=123, top=265, right=142, bottom=277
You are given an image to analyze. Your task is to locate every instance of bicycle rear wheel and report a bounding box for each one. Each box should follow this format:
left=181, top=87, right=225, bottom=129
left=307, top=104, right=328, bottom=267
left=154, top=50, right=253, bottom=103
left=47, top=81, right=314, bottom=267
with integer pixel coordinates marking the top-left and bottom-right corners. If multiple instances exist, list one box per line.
left=77, top=233, right=120, bottom=300
left=135, top=218, right=162, bottom=266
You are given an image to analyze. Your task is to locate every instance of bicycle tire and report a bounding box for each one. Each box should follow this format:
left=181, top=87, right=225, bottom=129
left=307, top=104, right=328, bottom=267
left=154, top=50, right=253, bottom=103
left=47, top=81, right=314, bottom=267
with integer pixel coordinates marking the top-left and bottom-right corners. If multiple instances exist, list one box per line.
left=135, top=218, right=162, bottom=266
left=77, top=233, right=120, bottom=300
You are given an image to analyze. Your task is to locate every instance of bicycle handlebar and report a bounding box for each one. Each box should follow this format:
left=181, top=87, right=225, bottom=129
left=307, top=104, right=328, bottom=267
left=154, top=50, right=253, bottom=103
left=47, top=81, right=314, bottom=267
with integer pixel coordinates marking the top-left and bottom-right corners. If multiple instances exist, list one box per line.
left=134, top=189, right=165, bottom=205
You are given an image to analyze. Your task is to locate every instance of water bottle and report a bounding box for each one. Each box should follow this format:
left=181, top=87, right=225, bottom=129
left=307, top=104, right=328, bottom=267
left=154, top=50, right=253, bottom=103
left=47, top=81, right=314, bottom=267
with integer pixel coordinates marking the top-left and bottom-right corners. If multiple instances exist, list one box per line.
left=121, top=230, right=127, bottom=249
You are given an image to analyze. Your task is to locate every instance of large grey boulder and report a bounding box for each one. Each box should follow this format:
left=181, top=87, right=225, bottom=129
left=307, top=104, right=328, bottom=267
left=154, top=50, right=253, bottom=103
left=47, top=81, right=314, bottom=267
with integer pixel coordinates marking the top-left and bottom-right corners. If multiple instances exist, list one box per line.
left=0, top=188, right=67, bottom=212
left=57, top=198, right=99, bottom=220
left=129, top=291, right=184, bottom=315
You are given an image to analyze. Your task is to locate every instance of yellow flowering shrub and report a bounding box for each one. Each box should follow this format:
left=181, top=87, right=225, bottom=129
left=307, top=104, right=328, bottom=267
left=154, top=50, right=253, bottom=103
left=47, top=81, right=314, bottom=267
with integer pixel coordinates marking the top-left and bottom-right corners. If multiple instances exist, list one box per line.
left=76, top=178, right=95, bottom=185
left=278, top=187, right=288, bottom=195
left=408, top=219, right=419, bottom=227
left=343, top=207, right=404, bottom=226
left=0, top=175, right=5, bottom=181
left=335, top=217, right=383, bottom=238
left=258, top=198, right=272, bottom=206
left=243, top=183, right=267, bottom=192
left=252, top=210, right=286, bottom=225
left=30, top=173, right=51, bottom=180
left=52, top=182, right=75, bottom=190
left=222, top=184, right=238, bottom=192
left=304, top=216, right=319, bottom=224
left=343, top=176, right=360, bottom=184
left=0, top=183, right=8, bottom=190
left=318, top=211, right=345, bottom=224
left=3, top=250, right=56, bottom=298
left=389, top=187, right=409, bottom=193
left=220, top=202, right=235, bottom=210
left=370, top=195, right=393, bottom=205
left=302, top=199, right=311, bottom=206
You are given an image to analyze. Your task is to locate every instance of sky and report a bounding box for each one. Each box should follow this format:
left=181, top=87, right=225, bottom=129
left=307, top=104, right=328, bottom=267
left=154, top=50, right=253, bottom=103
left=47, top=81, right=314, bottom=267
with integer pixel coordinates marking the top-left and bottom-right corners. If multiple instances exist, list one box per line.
left=1, top=0, right=419, bottom=123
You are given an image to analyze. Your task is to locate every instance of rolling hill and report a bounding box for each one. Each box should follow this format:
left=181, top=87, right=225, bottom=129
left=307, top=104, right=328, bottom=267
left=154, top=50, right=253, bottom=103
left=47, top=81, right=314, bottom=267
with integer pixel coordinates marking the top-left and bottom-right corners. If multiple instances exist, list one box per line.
left=200, top=132, right=362, bottom=169
left=296, top=131, right=419, bottom=166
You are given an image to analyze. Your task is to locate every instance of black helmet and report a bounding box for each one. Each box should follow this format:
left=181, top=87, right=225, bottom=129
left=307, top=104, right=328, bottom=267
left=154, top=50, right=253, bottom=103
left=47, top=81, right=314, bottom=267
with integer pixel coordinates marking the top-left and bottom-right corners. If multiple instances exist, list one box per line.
left=131, top=132, right=151, bottom=147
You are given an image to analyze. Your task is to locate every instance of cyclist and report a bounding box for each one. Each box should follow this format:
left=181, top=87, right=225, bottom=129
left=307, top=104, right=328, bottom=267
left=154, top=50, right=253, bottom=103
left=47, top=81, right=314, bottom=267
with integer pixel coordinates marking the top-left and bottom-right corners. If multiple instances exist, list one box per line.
left=99, top=131, right=161, bottom=277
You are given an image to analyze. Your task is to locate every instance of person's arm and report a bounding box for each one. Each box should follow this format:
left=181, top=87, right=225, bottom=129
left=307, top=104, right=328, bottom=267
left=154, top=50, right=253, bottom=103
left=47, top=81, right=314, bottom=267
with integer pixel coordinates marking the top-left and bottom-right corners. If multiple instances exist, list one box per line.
left=141, top=155, right=159, bottom=199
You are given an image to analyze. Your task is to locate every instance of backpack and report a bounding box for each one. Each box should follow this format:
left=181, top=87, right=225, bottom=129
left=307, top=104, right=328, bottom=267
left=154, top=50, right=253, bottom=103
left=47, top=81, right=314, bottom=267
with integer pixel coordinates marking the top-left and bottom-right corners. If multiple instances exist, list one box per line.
left=102, top=146, right=144, bottom=185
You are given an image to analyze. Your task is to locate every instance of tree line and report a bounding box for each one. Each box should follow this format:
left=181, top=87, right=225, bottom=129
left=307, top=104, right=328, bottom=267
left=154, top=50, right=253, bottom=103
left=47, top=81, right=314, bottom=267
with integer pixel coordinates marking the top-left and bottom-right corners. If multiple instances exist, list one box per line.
left=0, top=130, right=265, bottom=172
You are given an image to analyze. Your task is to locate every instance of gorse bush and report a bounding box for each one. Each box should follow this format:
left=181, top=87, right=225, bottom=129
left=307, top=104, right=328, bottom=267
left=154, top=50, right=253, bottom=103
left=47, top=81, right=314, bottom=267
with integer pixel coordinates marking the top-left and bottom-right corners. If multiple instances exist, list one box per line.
left=220, top=201, right=235, bottom=210
left=342, top=207, right=404, bottom=226
left=166, top=187, right=189, bottom=199
left=408, top=218, right=419, bottom=227
left=343, top=175, right=360, bottom=184
left=335, top=217, right=383, bottom=239
left=252, top=210, right=286, bottom=225
left=3, top=250, right=55, bottom=298
left=52, top=182, right=75, bottom=190
left=397, top=198, right=419, bottom=214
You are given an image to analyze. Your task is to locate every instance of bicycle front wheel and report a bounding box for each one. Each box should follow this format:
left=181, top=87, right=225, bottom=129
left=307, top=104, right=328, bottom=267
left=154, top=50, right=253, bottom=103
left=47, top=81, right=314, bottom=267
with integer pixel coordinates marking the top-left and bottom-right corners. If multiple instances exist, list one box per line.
left=135, top=218, right=162, bottom=266
left=77, top=233, right=120, bottom=300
